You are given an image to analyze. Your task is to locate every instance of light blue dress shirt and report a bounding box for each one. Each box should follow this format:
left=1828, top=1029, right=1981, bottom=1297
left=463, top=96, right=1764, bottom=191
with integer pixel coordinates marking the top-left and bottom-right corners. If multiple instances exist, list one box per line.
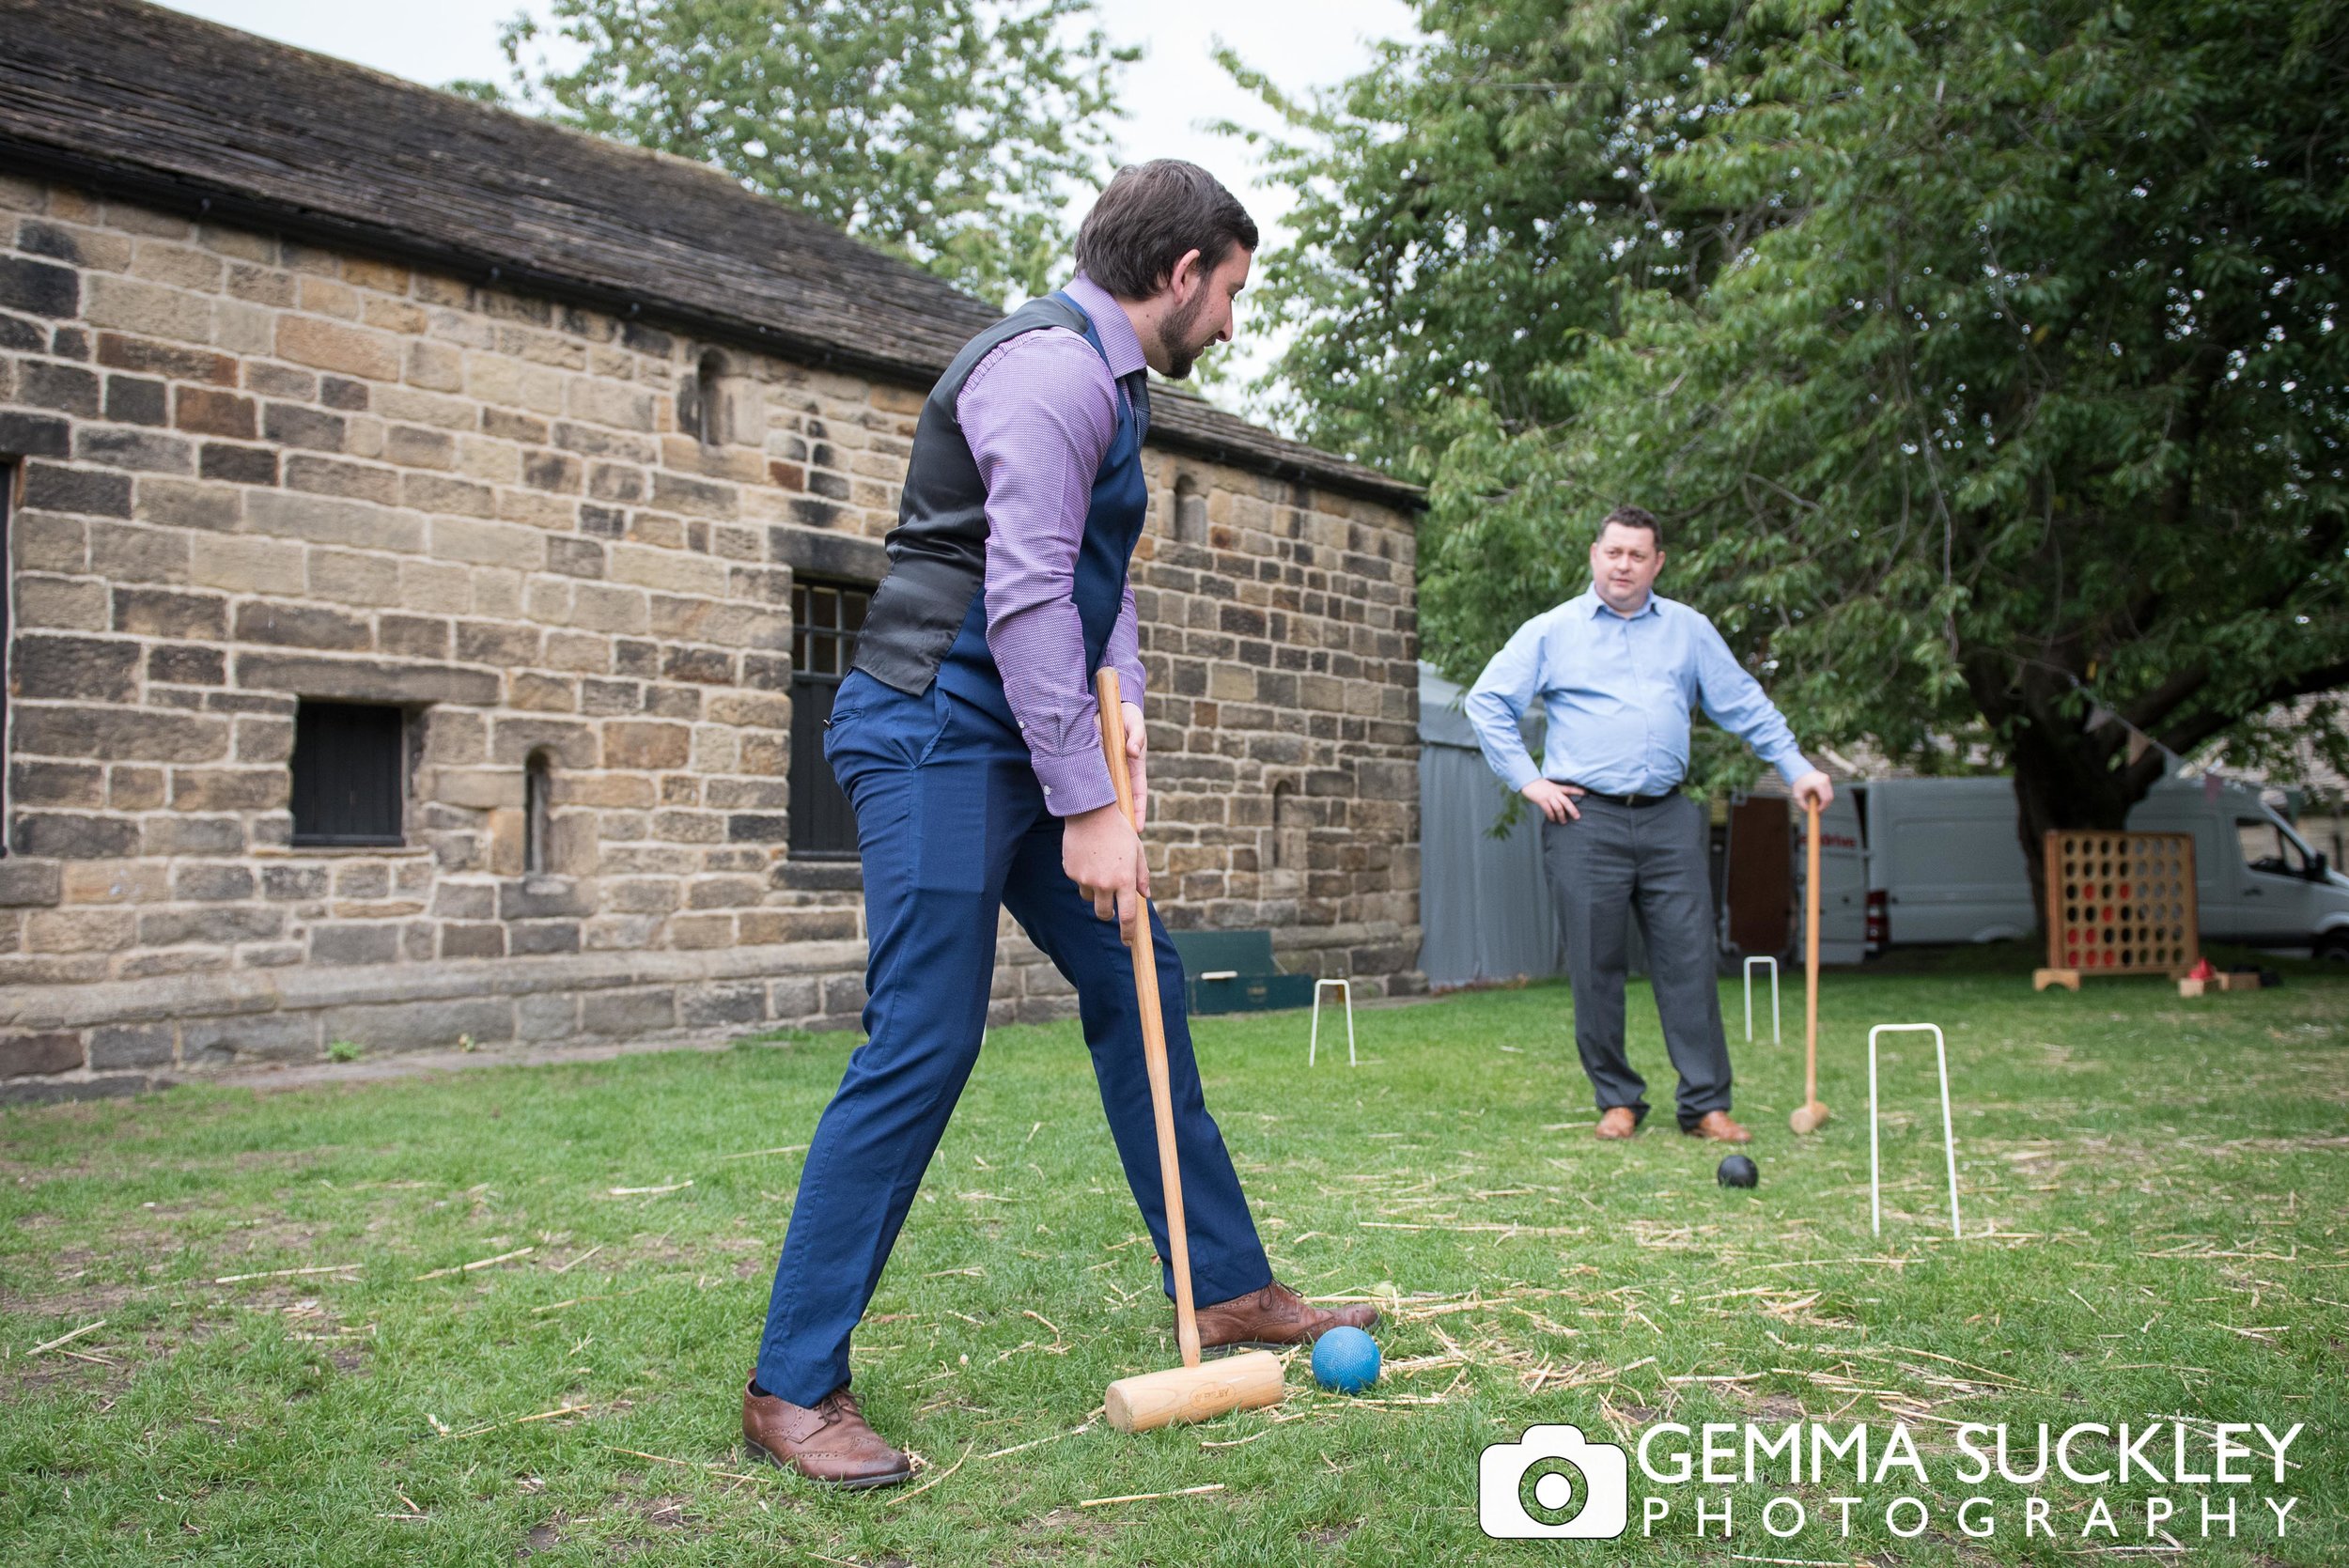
left=1464, top=588, right=1812, bottom=797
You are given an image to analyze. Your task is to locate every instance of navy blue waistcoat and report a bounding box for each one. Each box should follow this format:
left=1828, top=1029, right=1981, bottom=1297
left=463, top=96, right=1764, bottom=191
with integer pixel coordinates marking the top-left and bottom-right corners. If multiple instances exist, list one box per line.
left=854, top=291, right=1147, bottom=732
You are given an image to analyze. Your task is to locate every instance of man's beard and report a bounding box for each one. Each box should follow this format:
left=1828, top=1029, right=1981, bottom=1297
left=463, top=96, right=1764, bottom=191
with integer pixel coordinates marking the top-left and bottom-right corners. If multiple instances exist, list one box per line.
left=1158, top=287, right=1215, bottom=380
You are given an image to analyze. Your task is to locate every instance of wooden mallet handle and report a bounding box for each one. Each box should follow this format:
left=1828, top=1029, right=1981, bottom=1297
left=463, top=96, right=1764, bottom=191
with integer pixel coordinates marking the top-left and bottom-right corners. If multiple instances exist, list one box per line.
left=1804, top=798, right=1821, bottom=1108
left=1095, top=670, right=1200, bottom=1370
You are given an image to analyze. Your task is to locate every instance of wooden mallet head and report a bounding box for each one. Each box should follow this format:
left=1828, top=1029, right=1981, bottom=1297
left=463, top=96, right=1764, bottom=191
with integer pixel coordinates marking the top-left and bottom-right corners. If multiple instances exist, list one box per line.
left=1789, top=1100, right=1831, bottom=1135
left=1105, top=1349, right=1284, bottom=1433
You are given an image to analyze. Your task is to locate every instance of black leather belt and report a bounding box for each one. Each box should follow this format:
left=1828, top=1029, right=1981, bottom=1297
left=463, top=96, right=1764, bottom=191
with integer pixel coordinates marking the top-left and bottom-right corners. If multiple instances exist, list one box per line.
left=1563, top=783, right=1680, bottom=809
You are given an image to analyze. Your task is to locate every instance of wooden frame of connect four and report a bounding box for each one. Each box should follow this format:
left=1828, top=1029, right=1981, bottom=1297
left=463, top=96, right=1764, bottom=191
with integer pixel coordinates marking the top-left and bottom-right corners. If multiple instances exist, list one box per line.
left=2040, top=830, right=2199, bottom=984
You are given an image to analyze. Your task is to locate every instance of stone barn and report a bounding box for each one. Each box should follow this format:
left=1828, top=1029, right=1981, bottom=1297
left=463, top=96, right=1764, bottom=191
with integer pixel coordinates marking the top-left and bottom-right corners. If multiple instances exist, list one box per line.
left=0, top=0, right=1423, bottom=1100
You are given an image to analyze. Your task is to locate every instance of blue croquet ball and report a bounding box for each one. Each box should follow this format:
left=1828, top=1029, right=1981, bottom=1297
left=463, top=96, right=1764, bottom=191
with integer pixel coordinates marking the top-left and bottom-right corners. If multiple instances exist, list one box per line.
left=1718, top=1154, right=1759, bottom=1188
left=1312, top=1326, right=1381, bottom=1393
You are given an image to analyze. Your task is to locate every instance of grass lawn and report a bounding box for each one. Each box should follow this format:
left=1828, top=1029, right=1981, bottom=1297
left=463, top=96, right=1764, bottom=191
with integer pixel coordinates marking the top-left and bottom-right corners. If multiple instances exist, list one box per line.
left=3, top=954, right=2344, bottom=1565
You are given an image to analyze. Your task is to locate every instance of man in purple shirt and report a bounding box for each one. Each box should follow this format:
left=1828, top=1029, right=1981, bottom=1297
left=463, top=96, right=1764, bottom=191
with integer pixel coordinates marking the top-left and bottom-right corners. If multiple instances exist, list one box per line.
left=741, top=162, right=1377, bottom=1487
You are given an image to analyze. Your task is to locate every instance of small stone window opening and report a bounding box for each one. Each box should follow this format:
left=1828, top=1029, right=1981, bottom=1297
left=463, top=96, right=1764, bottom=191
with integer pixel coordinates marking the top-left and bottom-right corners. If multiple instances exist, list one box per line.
left=1174, top=473, right=1208, bottom=545
left=523, top=749, right=554, bottom=875
left=681, top=348, right=729, bottom=445
left=290, top=701, right=406, bottom=847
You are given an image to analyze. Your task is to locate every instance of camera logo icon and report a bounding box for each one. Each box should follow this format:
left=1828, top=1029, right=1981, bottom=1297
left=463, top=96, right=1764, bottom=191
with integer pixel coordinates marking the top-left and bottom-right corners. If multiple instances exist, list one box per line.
left=1479, top=1423, right=1630, bottom=1539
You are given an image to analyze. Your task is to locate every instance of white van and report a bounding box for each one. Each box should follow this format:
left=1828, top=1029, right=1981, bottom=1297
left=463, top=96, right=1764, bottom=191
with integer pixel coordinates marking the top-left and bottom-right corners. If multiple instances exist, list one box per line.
left=1859, top=775, right=2349, bottom=960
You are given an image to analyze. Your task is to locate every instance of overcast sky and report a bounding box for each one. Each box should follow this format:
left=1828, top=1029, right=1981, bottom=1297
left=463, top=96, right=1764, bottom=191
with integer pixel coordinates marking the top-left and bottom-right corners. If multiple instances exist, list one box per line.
left=153, top=0, right=1417, bottom=413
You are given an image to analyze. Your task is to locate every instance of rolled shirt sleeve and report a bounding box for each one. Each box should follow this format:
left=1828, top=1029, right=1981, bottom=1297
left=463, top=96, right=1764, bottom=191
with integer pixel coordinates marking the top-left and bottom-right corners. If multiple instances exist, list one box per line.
left=1464, top=616, right=1551, bottom=793
left=957, top=327, right=1128, bottom=815
left=1690, top=617, right=1813, bottom=787
left=1102, top=579, right=1146, bottom=711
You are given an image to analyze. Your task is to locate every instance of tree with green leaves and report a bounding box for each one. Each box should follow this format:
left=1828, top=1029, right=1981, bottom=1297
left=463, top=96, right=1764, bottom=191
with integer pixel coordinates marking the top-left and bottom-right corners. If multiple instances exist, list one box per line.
left=455, top=0, right=1131, bottom=304
left=1232, top=0, right=2349, bottom=903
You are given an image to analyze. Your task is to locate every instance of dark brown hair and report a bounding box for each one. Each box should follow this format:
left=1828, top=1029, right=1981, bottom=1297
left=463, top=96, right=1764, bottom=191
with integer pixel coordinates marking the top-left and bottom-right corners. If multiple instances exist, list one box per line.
left=1599, top=505, right=1663, bottom=550
left=1074, top=160, right=1259, bottom=300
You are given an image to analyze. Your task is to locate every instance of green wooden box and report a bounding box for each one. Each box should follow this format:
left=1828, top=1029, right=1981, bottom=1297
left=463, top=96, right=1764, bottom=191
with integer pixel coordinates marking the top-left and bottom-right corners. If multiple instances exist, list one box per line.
left=1167, top=929, right=1319, bottom=1016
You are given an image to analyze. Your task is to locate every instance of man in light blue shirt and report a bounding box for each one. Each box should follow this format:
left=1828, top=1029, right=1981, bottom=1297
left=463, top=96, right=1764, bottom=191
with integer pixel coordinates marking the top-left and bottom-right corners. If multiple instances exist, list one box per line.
left=1466, top=505, right=1833, bottom=1143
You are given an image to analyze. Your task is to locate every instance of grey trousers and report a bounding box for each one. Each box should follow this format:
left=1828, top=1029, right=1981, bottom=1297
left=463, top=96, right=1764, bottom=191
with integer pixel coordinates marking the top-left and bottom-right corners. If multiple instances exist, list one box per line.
left=1541, top=794, right=1734, bottom=1129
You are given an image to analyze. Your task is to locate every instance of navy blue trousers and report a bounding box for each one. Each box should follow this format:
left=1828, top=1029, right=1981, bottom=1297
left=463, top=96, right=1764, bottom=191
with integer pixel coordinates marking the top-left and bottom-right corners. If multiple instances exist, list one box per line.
left=753, top=672, right=1273, bottom=1405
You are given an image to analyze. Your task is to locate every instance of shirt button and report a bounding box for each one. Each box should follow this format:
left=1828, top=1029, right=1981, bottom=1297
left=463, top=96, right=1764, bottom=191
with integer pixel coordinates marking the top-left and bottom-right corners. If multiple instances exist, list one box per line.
left=1042, top=785, right=1052, bottom=797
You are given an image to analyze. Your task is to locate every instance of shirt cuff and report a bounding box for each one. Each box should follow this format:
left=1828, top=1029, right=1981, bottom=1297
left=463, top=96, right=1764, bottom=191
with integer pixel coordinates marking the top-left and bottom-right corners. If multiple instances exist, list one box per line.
left=1773, top=752, right=1816, bottom=790
left=1501, top=757, right=1543, bottom=794
left=1031, top=743, right=1119, bottom=818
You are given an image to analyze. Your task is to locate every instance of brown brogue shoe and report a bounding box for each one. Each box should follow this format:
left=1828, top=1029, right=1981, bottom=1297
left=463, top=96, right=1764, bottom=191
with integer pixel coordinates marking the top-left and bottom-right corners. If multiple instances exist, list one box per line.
left=1685, top=1110, right=1752, bottom=1143
left=1195, top=1281, right=1378, bottom=1354
left=1595, top=1107, right=1640, bottom=1141
left=741, top=1382, right=912, bottom=1488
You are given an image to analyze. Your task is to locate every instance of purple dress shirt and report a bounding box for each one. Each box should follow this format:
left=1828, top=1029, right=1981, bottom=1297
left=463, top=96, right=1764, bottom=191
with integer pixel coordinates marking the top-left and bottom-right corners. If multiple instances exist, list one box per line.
left=957, top=272, right=1150, bottom=817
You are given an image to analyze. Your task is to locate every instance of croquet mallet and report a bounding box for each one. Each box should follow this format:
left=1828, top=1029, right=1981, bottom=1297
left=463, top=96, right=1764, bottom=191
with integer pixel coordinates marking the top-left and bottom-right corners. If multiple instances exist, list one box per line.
left=1093, top=670, right=1283, bottom=1434
left=1789, top=798, right=1832, bottom=1135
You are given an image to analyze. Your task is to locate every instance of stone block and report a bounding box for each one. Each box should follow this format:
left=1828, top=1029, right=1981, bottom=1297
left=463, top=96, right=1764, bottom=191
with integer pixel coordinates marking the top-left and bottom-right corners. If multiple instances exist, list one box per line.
left=277, top=314, right=401, bottom=380
left=603, top=721, right=691, bottom=770
left=318, top=997, right=514, bottom=1055
left=581, top=986, right=677, bottom=1036
left=113, top=586, right=230, bottom=640
left=285, top=455, right=399, bottom=505
left=11, top=759, right=105, bottom=808
left=24, top=462, right=133, bottom=518
left=199, top=442, right=278, bottom=485
left=88, top=1023, right=174, bottom=1071
left=148, top=646, right=225, bottom=688
left=380, top=613, right=452, bottom=660
left=75, top=426, right=192, bottom=475
left=456, top=620, right=540, bottom=666
left=12, top=634, right=140, bottom=702
left=0, top=1032, right=83, bottom=1078
left=308, top=923, right=401, bottom=965
left=306, top=549, right=402, bottom=607
left=97, top=332, right=236, bottom=383
left=137, top=907, right=282, bottom=946
left=192, top=535, right=304, bottom=595
left=27, top=907, right=136, bottom=953
left=516, top=992, right=578, bottom=1041
left=509, top=921, right=581, bottom=955
left=18, top=361, right=99, bottom=416
left=183, top=1013, right=318, bottom=1066
left=174, top=386, right=257, bottom=439
left=682, top=983, right=770, bottom=1029
left=0, top=256, right=77, bottom=317
left=231, top=602, right=373, bottom=652
left=171, top=768, right=286, bottom=812
left=261, top=865, right=329, bottom=902
left=440, top=923, right=506, bottom=959
left=12, top=813, right=141, bottom=859
left=0, top=861, right=64, bottom=908
left=0, top=411, right=70, bottom=458
left=141, top=815, right=246, bottom=856
left=262, top=401, right=346, bottom=451
left=246, top=490, right=424, bottom=553
left=11, top=705, right=228, bottom=763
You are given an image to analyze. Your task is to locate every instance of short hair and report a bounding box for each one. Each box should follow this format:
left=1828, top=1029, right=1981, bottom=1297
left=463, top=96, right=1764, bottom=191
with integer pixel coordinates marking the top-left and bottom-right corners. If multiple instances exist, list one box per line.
left=1074, top=160, right=1259, bottom=300
left=1598, top=505, right=1663, bottom=550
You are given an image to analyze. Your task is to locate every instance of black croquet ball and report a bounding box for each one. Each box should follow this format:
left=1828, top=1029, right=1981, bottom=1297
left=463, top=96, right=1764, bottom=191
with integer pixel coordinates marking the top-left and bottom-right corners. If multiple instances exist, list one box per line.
left=1717, top=1155, right=1759, bottom=1188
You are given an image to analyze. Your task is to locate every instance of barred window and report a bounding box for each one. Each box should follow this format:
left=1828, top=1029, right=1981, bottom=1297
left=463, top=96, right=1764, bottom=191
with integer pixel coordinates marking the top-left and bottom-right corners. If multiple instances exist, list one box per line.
left=789, top=579, right=869, bottom=858
left=290, top=701, right=405, bottom=847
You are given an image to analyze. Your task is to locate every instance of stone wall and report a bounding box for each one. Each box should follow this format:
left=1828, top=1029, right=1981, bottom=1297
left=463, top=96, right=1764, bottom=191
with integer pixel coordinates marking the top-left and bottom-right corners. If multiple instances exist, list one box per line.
left=0, top=173, right=1420, bottom=1101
